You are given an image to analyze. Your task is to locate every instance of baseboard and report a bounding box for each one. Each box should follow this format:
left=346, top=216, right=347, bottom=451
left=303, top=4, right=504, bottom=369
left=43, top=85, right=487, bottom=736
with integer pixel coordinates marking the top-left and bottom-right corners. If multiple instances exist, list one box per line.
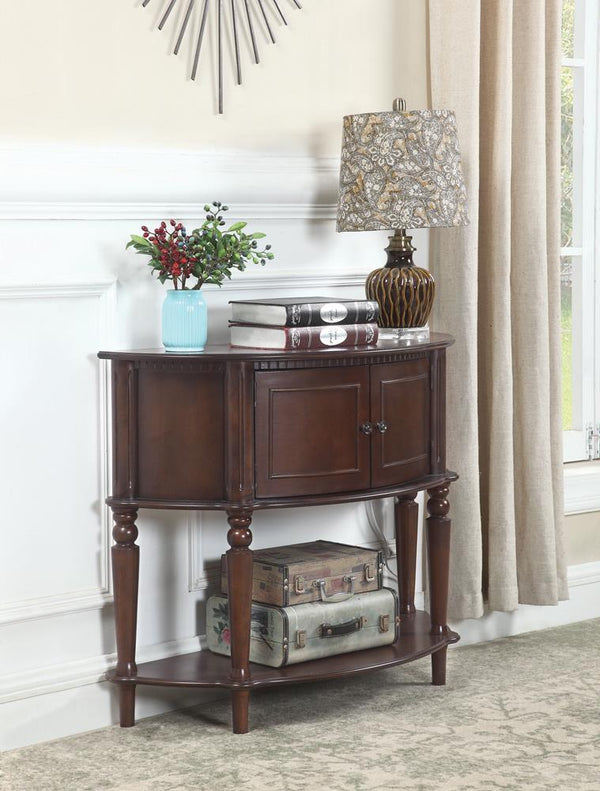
left=449, top=560, right=600, bottom=646
left=3, top=561, right=599, bottom=751
left=0, top=635, right=201, bottom=705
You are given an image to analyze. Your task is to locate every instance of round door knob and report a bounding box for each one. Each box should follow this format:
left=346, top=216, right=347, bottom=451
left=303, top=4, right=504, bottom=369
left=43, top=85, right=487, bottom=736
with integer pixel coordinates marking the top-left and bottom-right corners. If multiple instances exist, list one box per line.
left=360, top=422, right=373, bottom=435
left=376, top=421, right=388, bottom=433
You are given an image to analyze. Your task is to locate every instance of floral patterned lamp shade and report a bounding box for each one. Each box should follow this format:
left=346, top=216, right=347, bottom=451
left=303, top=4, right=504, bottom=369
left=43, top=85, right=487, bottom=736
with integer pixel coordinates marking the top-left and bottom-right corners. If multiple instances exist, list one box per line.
left=336, top=103, right=469, bottom=338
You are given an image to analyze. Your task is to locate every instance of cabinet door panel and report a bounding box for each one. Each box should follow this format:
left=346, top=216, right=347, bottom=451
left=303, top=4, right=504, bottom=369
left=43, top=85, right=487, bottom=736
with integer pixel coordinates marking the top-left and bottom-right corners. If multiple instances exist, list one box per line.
left=137, top=369, right=225, bottom=500
left=255, top=368, right=370, bottom=497
left=371, top=360, right=430, bottom=487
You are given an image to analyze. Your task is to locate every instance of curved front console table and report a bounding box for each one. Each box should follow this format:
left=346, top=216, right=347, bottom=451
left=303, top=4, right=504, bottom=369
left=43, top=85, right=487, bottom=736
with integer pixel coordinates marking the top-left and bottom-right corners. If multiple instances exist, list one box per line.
left=99, top=334, right=459, bottom=734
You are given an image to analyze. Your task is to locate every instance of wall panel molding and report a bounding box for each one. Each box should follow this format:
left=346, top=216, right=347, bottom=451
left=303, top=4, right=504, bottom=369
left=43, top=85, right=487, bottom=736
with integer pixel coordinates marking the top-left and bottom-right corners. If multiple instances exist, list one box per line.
left=188, top=514, right=210, bottom=592
left=201, top=273, right=366, bottom=293
left=0, top=281, right=116, bottom=624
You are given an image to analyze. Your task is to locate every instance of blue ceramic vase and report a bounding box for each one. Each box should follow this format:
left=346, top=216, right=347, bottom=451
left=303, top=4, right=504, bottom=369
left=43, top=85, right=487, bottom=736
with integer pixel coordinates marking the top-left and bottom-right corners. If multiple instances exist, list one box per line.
left=162, top=289, right=208, bottom=353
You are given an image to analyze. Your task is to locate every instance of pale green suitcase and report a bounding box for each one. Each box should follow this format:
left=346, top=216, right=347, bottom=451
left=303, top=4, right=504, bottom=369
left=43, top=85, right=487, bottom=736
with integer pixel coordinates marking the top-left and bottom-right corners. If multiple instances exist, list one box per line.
left=206, top=587, right=399, bottom=668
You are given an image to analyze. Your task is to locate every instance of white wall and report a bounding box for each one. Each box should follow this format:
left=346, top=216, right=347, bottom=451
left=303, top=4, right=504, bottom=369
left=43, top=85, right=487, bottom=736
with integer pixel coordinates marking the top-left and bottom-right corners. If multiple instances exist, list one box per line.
left=0, top=0, right=432, bottom=750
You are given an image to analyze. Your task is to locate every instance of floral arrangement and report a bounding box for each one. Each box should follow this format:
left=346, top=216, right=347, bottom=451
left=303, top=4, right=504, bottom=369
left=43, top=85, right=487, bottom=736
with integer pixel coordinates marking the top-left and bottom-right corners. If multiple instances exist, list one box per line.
left=126, top=202, right=274, bottom=290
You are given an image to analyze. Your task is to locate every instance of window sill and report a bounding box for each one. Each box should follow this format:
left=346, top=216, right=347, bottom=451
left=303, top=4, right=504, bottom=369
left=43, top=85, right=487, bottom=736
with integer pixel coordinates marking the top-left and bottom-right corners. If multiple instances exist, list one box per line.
left=564, top=461, right=600, bottom=515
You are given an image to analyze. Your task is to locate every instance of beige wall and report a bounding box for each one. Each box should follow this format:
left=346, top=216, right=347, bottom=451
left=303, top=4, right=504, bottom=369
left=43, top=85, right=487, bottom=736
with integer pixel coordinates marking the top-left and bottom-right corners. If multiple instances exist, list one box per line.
left=0, top=0, right=428, bottom=154
left=565, top=512, right=600, bottom=565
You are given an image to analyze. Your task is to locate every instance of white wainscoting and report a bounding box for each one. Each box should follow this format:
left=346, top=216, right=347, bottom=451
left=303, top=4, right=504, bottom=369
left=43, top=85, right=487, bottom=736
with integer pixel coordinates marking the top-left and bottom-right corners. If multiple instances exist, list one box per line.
left=0, top=144, right=399, bottom=750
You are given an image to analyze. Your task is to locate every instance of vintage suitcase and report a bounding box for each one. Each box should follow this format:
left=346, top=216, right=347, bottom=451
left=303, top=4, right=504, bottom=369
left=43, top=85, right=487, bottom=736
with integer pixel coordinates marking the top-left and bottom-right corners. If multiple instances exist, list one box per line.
left=206, top=587, right=399, bottom=668
left=220, top=540, right=383, bottom=607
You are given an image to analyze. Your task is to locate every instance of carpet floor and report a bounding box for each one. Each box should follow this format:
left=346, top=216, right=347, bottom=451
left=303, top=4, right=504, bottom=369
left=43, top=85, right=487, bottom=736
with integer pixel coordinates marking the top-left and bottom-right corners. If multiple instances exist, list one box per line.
left=2, top=619, right=599, bottom=791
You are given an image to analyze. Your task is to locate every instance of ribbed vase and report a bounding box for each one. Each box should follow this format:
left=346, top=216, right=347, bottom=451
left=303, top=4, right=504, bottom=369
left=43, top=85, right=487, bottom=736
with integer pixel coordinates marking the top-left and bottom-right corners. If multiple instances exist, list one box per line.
left=162, top=289, right=208, bottom=353
left=366, top=265, right=435, bottom=328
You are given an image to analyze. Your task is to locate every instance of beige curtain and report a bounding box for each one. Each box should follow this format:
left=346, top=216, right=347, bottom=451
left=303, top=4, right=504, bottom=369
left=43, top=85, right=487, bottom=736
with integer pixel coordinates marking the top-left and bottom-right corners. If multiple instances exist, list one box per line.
left=428, top=0, right=569, bottom=619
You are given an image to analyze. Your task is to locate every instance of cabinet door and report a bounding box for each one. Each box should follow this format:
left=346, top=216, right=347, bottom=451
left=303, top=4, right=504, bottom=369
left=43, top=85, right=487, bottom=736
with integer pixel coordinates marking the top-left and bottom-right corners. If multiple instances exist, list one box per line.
left=255, top=367, right=370, bottom=498
left=370, top=360, right=430, bottom=488
left=136, top=367, right=225, bottom=501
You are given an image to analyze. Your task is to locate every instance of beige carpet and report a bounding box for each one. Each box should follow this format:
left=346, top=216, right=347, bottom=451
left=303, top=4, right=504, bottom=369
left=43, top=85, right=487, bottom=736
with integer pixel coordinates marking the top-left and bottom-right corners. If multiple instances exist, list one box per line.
left=2, top=619, right=599, bottom=791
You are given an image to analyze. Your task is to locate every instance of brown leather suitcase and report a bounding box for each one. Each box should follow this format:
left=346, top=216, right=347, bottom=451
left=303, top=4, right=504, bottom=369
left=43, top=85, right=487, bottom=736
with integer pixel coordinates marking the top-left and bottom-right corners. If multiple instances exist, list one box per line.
left=221, top=539, right=383, bottom=607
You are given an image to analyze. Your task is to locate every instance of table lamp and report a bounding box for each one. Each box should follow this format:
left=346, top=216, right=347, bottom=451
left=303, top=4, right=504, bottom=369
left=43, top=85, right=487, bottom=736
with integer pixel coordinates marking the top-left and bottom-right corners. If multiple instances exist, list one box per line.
left=336, top=98, right=469, bottom=340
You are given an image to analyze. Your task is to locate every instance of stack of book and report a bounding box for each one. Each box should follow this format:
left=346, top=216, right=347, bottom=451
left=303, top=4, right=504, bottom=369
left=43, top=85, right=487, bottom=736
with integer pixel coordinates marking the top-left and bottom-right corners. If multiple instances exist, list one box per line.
left=228, top=296, right=380, bottom=350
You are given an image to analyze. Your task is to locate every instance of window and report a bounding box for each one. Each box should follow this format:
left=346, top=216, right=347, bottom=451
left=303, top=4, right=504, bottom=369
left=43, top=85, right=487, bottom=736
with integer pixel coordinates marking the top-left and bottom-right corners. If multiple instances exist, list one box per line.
left=561, top=0, right=599, bottom=464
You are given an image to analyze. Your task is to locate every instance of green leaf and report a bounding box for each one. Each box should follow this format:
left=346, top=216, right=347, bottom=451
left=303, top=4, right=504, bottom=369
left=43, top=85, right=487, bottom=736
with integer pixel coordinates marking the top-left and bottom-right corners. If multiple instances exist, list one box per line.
left=227, top=221, right=247, bottom=232
left=248, top=232, right=266, bottom=239
left=130, top=234, right=151, bottom=246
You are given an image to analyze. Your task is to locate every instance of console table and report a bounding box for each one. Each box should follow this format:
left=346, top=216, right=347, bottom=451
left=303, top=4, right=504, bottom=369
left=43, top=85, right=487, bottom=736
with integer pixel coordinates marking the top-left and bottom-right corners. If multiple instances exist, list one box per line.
left=98, top=334, right=459, bottom=734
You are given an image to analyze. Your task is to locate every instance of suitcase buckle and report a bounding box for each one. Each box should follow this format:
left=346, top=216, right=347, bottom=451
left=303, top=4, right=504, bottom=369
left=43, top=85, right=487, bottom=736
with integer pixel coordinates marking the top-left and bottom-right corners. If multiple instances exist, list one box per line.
left=378, top=614, right=390, bottom=633
left=364, top=562, right=376, bottom=583
left=296, top=629, right=306, bottom=649
left=294, top=575, right=306, bottom=595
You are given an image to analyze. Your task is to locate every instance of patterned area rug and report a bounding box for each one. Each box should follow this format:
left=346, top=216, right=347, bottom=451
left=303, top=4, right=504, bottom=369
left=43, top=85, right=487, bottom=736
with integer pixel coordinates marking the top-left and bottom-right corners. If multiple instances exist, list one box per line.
left=2, top=619, right=599, bottom=791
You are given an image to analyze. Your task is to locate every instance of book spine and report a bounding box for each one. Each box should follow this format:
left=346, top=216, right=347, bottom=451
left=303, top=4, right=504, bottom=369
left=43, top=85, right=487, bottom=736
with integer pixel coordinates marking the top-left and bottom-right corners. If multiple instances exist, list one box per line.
left=284, top=323, right=378, bottom=349
left=285, top=301, right=379, bottom=326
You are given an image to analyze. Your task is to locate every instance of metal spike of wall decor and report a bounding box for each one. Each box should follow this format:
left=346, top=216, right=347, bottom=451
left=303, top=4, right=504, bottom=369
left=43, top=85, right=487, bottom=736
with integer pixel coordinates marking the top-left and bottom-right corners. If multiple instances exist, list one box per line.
left=140, top=0, right=302, bottom=114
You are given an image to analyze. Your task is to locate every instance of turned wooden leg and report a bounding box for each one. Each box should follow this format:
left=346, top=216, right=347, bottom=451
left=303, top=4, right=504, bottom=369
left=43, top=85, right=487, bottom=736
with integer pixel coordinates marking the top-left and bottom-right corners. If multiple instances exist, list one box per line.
left=395, top=492, right=419, bottom=615
left=111, top=508, right=139, bottom=727
left=426, top=484, right=451, bottom=686
left=226, top=510, right=253, bottom=734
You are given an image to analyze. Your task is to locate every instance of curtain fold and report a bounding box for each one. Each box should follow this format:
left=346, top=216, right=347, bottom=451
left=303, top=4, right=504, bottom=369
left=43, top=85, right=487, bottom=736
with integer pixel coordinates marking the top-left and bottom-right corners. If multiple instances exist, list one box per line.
left=428, top=0, right=568, bottom=619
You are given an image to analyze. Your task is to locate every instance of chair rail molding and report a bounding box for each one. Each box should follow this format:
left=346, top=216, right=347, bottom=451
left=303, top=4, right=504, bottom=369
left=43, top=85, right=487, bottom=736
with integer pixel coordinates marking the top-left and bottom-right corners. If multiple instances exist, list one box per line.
left=0, top=145, right=339, bottom=220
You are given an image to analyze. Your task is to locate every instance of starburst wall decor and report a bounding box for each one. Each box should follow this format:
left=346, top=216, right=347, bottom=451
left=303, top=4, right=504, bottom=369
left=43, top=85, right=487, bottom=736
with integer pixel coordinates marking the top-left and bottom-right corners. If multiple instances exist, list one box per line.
left=140, top=0, right=302, bottom=113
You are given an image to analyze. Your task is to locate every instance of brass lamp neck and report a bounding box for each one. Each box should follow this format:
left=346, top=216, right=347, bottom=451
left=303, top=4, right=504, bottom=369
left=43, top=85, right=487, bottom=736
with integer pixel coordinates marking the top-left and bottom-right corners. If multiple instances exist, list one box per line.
left=385, top=229, right=415, bottom=268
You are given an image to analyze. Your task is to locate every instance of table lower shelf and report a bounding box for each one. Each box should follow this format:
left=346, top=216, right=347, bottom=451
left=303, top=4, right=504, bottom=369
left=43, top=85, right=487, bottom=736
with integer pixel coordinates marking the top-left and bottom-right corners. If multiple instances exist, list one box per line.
left=106, top=611, right=460, bottom=691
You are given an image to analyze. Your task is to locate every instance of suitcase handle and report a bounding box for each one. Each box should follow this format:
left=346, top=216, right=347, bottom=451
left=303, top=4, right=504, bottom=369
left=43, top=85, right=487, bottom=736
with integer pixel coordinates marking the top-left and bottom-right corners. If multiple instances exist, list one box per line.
left=315, top=577, right=355, bottom=603
left=320, top=617, right=363, bottom=638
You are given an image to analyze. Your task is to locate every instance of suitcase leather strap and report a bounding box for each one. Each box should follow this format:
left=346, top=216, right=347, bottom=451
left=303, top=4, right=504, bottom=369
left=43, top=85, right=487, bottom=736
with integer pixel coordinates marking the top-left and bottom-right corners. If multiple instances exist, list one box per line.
left=319, top=617, right=363, bottom=638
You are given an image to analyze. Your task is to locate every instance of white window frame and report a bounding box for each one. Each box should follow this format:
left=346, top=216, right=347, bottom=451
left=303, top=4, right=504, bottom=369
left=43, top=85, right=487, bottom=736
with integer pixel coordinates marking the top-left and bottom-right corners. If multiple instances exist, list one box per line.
left=562, top=0, right=600, bottom=514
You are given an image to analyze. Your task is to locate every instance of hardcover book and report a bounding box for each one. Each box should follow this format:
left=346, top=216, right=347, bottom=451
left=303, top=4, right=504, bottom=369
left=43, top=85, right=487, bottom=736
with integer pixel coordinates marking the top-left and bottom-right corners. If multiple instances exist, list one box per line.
left=229, top=322, right=379, bottom=350
left=229, top=296, right=379, bottom=327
